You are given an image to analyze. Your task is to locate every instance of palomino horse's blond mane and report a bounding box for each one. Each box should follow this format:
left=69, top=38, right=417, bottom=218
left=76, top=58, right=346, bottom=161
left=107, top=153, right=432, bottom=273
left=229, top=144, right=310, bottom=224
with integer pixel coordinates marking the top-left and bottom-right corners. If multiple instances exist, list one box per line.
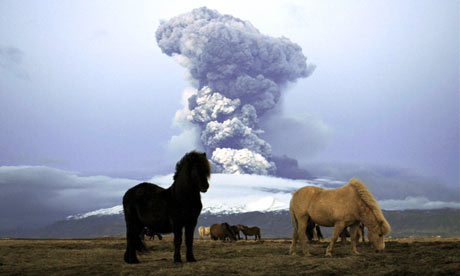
left=348, top=178, right=391, bottom=234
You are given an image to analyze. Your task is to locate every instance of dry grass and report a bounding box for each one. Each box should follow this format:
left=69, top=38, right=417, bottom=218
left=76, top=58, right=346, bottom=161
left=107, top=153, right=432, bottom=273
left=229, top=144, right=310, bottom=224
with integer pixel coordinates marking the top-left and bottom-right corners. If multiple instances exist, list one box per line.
left=1, top=236, right=460, bottom=276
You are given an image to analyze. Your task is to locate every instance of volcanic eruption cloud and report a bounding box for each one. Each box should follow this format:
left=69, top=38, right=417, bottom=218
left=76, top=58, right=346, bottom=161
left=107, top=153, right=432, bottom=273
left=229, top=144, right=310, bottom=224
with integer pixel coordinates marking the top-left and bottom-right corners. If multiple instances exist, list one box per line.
left=156, top=7, right=315, bottom=175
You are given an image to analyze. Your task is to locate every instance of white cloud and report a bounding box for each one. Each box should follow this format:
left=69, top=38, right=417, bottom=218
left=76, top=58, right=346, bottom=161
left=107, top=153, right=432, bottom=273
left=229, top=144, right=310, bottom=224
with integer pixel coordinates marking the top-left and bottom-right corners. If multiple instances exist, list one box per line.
left=380, top=197, right=460, bottom=211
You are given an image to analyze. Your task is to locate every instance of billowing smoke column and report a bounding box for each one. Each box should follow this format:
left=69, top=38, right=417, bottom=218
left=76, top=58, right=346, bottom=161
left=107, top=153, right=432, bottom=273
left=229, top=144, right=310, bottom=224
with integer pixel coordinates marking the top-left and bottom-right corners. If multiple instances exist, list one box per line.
left=156, top=7, right=314, bottom=174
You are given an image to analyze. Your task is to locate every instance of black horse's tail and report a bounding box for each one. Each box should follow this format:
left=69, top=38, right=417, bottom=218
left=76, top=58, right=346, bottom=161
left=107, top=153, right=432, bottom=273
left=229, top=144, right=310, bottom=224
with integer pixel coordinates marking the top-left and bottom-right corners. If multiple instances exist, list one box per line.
left=123, top=195, right=147, bottom=251
left=123, top=188, right=148, bottom=263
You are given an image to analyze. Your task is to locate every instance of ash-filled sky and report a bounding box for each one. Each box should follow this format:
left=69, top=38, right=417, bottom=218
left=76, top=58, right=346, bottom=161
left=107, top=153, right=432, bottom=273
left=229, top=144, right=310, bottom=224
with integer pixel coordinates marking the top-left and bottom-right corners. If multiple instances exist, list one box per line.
left=155, top=7, right=315, bottom=175
left=0, top=1, right=459, bottom=208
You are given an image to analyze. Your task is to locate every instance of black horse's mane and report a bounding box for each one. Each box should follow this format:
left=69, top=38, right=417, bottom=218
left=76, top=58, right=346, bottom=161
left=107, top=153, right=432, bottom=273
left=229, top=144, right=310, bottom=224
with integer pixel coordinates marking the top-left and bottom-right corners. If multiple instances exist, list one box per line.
left=173, top=151, right=211, bottom=181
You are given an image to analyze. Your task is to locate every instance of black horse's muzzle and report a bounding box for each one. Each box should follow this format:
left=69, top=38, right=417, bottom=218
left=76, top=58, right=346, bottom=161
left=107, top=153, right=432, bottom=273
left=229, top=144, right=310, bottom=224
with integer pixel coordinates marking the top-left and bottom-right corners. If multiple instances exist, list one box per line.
left=199, top=181, right=209, bottom=193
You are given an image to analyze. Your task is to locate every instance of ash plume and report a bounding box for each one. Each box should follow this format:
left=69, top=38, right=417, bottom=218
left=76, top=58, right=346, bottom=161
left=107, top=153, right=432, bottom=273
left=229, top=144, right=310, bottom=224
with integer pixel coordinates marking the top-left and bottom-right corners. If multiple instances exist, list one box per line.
left=156, top=7, right=315, bottom=174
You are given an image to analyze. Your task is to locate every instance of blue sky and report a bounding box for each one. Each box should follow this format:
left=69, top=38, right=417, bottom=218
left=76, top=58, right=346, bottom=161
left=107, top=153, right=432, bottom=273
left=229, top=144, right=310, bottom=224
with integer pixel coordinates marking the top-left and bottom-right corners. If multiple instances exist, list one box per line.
left=0, top=0, right=459, bottom=228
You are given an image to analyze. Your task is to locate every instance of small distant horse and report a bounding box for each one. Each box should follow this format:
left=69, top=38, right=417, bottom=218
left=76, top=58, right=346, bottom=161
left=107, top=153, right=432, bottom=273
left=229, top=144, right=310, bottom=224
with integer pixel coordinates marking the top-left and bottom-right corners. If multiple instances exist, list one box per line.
left=230, top=225, right=241, bottom=240
left=339, top=227, right=350, bottom=242
left=141, top=227, right=163, bottom=240
left=358, top=223, right=365, bottom=242
left=306, top=221, right=365, bottom=243
left=198, top=226, right=211, bottom=239
left=339, top=224, right=365, bottom=243
left=210, top=223, right=236, bottom=242
left=306, top=220, right=323, bottom=241
left=123, top=151, right=211, bottom=263
left=289, top=178, right=390, bottom=257
left=237, top=224, right=261, bottom=240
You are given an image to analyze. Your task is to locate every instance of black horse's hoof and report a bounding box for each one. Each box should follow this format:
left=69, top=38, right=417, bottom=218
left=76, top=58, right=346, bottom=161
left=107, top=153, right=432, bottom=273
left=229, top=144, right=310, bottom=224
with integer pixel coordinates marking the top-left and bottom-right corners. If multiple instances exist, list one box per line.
left=187, top=256, right=197, bottom=262
left=124, top=251, right=139, bottom=264
left=125, top=258, right=140, bottom=264
left=174, top=255, right=182, bottom=263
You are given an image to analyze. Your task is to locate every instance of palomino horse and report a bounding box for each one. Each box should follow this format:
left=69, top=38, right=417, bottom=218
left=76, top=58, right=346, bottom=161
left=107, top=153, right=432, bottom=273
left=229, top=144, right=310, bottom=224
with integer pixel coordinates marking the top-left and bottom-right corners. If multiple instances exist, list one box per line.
left=289, top=178, right=390, bottom=257
left=123, top=151, right=211, bottom=263
left=198, top=226, right=211, bottom=239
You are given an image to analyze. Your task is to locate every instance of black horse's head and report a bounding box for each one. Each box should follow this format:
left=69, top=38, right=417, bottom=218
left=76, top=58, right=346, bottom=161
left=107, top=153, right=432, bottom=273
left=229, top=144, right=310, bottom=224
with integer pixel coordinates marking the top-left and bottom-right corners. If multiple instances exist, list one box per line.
left=174, top=151, right=211, bottom=193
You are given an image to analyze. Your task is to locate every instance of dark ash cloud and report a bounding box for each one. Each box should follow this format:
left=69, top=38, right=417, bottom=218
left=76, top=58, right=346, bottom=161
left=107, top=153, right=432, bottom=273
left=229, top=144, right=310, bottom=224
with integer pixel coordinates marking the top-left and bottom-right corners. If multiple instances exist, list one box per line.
left=0, top=45, right=29, bottom=79
left=156, top=7, right=315, bottom=175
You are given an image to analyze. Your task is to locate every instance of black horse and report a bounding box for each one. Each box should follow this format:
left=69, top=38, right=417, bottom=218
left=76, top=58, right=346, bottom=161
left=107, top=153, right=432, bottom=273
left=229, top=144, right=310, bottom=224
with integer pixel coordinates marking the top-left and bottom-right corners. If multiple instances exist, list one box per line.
left=123, top=151, right=211, bottom=263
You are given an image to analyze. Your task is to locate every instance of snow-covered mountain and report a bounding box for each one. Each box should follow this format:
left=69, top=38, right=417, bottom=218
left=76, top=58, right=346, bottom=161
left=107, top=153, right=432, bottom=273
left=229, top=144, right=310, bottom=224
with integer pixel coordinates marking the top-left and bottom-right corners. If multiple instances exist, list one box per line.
left=67, top=174, right=334, bottom=220
left=66, top=173, right=459, bottom=221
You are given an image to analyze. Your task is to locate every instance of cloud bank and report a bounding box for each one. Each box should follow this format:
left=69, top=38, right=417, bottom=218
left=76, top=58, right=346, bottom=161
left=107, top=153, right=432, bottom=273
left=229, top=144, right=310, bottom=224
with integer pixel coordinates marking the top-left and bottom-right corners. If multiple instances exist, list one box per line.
left=3, top=166, right=457, bottom=229
left=306, top=162, right=460, bottom=202
left=0, top=166, right=137, bottom=229
left=156, top=7, right=315, bottom=175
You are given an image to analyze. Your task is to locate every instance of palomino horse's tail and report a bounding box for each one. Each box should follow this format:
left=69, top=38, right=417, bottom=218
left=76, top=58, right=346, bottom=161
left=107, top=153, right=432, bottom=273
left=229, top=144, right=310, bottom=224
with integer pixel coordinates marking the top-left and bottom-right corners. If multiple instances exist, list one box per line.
left=289, top=194, right=299, bottom=234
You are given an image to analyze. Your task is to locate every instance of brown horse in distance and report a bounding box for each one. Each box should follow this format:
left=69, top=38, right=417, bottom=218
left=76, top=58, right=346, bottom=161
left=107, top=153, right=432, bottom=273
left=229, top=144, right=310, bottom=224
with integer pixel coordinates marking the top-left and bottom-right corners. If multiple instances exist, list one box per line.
left=141, top=227, right=163, bottom=240
left=237, top=224, right=261, bottom=240
left=230, top=225, right=241, bottom=240
left=210, top=223, right=236, bottom=242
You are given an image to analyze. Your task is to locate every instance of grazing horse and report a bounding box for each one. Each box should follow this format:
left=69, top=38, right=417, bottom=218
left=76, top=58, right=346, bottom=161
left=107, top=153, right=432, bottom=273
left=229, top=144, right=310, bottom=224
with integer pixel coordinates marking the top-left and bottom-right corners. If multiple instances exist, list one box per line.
left=289, top=178, right=390, bottom=257
left=123, top=151, right=211, bottom=263
left=210, top=223, right=236, bottom=242
left=338, top=224, right=365, bottom=243
left=306, top=220, right=323, bottom=241
left=230, top=225, right=241, bottom=240
left=358, top=223, right=365, bottom=242
left=141, top=227, right=163, bottom=240
left=307, top=221, right=353, bottom=243
left=339, top=227, right=350, bottom=243
left=198, top=226, right=211, bottom=239
left=237, top=224, right=261, bottom=240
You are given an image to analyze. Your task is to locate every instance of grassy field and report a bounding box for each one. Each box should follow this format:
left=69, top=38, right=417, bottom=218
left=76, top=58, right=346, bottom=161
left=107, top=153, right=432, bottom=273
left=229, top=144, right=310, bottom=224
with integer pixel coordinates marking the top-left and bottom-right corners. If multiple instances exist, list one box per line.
left=1, top=236, right=459, bottom=276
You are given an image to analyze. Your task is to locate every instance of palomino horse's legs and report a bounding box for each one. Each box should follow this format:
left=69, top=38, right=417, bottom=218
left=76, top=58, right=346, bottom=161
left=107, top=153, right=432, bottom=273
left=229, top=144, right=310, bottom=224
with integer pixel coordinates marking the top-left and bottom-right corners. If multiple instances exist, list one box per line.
left=297, top=216, right=311, bottom=256
left=349, top=223, right=361, bottom=255
left=326, top=222, right=346, bottom=257
left=289, top=227, right=298, bottom=254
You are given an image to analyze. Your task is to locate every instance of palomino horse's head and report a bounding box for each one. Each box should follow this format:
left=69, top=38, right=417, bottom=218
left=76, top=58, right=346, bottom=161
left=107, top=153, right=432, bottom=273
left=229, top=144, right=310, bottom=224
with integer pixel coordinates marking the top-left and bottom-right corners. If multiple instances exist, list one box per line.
left=367, top=221, right=390, bottom=252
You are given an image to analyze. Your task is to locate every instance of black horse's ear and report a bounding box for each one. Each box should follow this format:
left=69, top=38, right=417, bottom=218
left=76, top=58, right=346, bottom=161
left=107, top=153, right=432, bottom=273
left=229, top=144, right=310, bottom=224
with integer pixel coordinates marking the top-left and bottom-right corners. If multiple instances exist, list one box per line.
left=202, top=152, right=206, bottom=157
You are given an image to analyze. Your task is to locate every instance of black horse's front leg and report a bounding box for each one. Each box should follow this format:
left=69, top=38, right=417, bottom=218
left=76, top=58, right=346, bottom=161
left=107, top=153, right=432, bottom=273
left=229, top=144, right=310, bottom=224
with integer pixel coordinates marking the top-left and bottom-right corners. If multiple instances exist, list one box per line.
left=173, top=224, right=183, bottom=263
left=185, top=221, right=197, bottom=262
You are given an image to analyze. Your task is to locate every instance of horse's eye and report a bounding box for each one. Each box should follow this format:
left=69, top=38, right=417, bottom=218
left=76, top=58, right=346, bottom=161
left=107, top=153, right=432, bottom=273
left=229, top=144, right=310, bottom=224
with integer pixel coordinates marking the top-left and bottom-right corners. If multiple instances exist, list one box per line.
left=378, top=234, right=383, bottom=237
